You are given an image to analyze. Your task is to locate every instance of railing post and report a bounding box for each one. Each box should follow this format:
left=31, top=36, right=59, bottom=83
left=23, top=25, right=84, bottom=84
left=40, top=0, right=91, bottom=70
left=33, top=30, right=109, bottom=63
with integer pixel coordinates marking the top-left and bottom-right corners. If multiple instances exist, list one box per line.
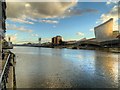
left=0, top=54, right=11, bottom=90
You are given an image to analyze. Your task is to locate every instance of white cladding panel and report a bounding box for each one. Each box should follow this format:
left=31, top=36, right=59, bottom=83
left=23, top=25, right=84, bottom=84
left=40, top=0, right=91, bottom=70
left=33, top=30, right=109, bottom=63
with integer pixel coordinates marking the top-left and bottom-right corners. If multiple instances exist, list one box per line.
left=94, top=19, right=113, bottom=41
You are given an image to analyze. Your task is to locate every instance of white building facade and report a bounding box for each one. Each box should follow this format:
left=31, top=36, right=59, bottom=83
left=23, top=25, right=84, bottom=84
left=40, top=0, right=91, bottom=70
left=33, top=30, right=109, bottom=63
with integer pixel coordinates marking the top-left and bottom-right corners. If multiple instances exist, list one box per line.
left=94, top=18, right=114, bottom=42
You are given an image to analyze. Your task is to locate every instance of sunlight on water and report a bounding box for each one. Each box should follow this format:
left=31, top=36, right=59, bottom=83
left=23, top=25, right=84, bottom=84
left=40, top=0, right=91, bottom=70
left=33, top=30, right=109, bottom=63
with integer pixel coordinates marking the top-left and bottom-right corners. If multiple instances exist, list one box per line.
left=11, top=46, right=119, bottom=88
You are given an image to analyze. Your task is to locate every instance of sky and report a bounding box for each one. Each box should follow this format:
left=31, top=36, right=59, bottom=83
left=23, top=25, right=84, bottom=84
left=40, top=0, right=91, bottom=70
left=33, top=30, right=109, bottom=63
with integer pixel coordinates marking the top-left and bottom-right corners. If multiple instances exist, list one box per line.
left=5, top=1, right=119, bottom=44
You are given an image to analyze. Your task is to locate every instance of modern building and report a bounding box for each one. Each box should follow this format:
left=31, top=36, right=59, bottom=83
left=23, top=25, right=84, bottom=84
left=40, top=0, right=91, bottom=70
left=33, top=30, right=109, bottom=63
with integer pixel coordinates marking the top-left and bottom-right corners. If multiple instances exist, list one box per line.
left=94, top=18, right=114, bottom=42
left=112, top=31, right=119, bottom=38
left=52, top=36, right=62, bottom=45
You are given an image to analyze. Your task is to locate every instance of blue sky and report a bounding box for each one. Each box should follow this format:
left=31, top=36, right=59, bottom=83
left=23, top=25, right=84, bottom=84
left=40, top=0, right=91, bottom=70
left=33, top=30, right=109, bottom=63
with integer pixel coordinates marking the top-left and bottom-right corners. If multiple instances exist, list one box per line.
left=6, top=2, right=118, bottom=44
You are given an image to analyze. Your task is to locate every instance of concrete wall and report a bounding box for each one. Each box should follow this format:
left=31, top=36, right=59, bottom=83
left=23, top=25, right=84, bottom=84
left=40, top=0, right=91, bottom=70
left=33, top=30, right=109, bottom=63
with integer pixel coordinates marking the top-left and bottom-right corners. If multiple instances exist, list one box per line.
left=0, top=1, right=2, bottom=35
left=94, top=18, right=113, bottom=42
left=0, top=1, right=2, bottom=54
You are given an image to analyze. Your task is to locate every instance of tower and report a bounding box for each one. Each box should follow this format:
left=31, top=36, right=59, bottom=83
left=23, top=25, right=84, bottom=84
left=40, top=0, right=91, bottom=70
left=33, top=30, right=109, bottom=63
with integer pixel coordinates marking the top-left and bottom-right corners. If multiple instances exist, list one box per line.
left=39, top=38, right=41, bottom=44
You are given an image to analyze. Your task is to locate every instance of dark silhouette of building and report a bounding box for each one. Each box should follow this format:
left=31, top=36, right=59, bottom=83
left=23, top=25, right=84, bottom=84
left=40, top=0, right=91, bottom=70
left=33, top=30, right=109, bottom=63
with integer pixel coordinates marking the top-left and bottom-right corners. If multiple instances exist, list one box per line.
left=0, top=1, right=6, bottom=37
left=0, top=1, right=6, bottom=50
left=52, top=36, right=62, bottom=45
left=52, top=37, right=56, bottom=44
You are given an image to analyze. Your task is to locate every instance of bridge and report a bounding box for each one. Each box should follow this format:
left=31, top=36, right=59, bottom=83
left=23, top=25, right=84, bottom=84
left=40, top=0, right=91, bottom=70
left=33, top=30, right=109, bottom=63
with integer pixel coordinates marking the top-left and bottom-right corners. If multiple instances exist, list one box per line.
left=100, top=39, right=120, bottom=48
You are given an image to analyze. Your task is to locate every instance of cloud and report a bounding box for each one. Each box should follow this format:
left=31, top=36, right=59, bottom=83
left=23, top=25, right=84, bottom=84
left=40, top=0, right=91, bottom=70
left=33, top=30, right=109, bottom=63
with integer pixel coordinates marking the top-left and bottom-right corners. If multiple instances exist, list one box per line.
left=97, top=5, right=119, bottom=31
left=31, top=34, right=39, bottom=37
left=8, top=18, right=34, bottom=24
left=40, top=20, right=59, bottom=24
left=64, top=8, right=98, bottom=16
left=7, top=2, right=77, bottom=19
left=106, top=0, right=118, bottom=5
left=5, top=34, right=17, bottom=42
left=76, top=32, right=84, bottom=36
left=6, top=23, right=33, bottom=33
left=106, top=1, right=111, bottom=5
left=6, top=1, right=98, bottom=24
left=41, top=38, right=51, bottom=43
left=89, top=28, right=94, bottom=32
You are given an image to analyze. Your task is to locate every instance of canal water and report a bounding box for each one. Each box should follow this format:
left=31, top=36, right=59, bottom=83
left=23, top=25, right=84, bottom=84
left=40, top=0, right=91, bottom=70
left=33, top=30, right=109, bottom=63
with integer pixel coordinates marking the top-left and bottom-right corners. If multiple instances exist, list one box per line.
left=11, top=46, right=119, bottom=88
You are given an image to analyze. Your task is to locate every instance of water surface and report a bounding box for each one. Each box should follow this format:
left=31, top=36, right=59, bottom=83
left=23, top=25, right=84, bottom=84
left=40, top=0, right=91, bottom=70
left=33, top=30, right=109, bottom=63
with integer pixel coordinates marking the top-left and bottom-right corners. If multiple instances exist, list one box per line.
left=11, top=46, right=119, bottom=88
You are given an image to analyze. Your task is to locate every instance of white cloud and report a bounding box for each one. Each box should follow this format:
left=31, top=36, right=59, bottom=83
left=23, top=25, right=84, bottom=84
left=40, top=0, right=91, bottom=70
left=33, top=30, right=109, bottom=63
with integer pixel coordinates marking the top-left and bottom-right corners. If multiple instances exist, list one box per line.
left=41, top=38, right=51, bottom=43
left=64, top=8, right=98, bottom=17
left=7, top=23, right=33, bottom=33
left=89, top=28, right=94, bottom=32
left=106, top=0, right=118, bottom=5
left=5, top=34, right=17, bottom=42
left=40, top=20, right=59, bottom=24
left=76, top=32, right=84, bottom=36
left=31, top=34, right=39, bottom=37
left=106, top=1, right=111, bottom=5
left=8, top=18, right=34, bottom=24
left=97, top=5, right=119, bottom=31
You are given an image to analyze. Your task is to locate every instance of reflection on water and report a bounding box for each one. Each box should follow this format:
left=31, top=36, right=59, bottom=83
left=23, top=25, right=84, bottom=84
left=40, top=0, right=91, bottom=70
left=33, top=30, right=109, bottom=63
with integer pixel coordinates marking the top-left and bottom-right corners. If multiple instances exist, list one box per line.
left=11, top=46, right=119, bottom=88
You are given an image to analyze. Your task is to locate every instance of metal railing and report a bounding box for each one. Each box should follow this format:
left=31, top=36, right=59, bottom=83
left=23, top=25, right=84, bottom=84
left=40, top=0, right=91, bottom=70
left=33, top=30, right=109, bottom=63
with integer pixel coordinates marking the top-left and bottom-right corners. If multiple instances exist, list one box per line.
left=0, top=54, right=11, bottom=90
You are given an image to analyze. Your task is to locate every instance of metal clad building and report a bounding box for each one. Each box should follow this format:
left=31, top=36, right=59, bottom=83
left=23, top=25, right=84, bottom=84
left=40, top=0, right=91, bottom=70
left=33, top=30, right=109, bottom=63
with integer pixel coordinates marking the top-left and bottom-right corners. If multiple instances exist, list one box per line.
left=94, top=18, right=113, bottom=42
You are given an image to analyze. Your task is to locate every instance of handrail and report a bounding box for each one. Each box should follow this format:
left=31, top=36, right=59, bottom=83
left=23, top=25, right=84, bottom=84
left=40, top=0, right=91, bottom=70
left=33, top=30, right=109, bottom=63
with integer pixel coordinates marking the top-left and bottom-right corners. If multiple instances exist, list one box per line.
left=0, top=54, right=11, bottom=85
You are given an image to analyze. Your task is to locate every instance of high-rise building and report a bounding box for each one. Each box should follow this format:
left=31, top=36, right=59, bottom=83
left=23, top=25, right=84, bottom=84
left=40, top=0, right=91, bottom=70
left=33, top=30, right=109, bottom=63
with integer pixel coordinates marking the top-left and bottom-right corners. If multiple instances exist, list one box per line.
left=52, top=36, right=62, bottom=45
left=52, top=37, right=56, bottom=44
left=56, top=36, right=62, bottom=44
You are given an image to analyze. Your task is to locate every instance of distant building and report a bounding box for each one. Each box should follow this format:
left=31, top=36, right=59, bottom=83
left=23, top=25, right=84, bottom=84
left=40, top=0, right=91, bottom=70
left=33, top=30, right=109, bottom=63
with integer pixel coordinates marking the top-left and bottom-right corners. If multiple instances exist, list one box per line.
left=52, top=37, right=56, bottom=44
left=56, top=36, right=62, bottom=44
left=112, top=31, right=119, bottom=38
left=38, top=38, right=41, bottom=44
left=64, top=40, right=76, bottom=45
left=94, top=18, right=114, bottom=41
left=52, top=36, right=62, bottom=45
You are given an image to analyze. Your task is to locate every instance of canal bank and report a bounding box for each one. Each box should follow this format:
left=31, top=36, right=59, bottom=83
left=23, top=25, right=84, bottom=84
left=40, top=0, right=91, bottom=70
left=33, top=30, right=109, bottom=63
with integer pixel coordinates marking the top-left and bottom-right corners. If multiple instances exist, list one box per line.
left=78, top=47, right=120, bottom=53
left=51, top=45, right=120, bottom=53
